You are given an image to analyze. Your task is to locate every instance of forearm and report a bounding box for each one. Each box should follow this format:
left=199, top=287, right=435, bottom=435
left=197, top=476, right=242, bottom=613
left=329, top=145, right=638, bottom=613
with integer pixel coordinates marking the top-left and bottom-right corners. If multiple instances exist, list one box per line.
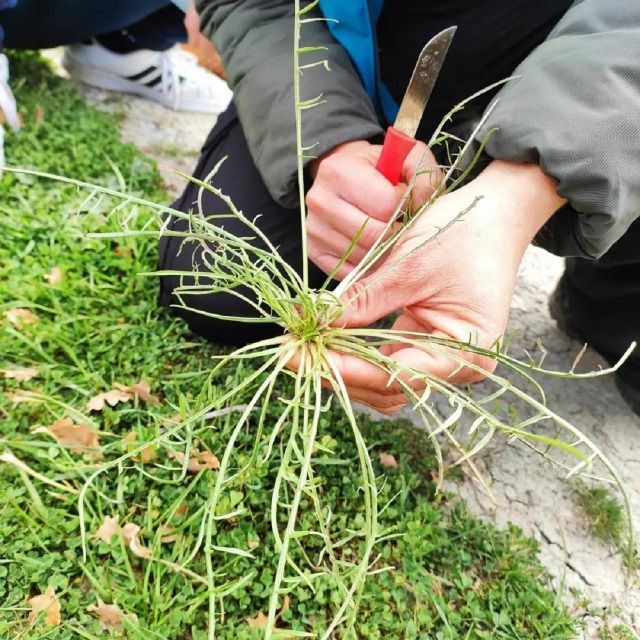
left=472, top=160, right=567, bottom=258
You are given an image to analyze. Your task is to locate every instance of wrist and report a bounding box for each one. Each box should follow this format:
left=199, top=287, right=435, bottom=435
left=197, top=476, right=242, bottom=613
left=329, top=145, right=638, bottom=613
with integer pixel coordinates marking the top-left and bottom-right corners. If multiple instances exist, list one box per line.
left=471, top=160, right=566, bottom=253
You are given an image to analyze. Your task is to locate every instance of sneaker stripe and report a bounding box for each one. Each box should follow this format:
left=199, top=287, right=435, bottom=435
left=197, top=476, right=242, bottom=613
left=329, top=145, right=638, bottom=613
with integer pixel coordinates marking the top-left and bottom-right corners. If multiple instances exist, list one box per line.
left=125, top=66, right=159, bottom=82
left=144, top=75, right=163, bottom=88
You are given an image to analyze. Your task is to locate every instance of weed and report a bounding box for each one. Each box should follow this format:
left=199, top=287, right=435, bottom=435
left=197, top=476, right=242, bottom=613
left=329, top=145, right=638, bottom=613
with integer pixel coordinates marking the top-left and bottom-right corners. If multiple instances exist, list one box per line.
left=0, top=50, right=584, bottom=638
left=575, top=483, right=626, bottom=548
left=598, top=617, right=639, bottom=640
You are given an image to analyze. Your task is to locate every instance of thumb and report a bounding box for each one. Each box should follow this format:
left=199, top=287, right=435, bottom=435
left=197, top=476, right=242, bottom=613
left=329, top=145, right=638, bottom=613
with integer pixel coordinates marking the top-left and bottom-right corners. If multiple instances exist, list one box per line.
left=336, top=260, right=419, bottom=327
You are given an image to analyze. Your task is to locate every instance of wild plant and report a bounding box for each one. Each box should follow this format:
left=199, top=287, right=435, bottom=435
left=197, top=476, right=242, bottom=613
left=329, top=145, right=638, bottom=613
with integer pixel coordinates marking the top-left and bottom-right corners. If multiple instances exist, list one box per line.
left=6, top=1, right=636, bottom=637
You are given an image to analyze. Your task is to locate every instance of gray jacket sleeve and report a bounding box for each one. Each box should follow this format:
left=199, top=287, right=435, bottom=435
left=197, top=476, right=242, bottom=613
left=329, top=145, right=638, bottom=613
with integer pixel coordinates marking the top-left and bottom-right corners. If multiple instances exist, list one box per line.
left=196, top=0, right=383, bottom=208
left=476, top=0, right=640, bottom=259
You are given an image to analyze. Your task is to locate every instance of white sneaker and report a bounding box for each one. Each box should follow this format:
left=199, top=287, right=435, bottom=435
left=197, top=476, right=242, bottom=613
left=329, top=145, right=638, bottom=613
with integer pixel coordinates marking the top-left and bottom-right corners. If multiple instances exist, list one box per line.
left=62, top=41, right=232, bottom=114
left=0, top=53, right=21, bottom=177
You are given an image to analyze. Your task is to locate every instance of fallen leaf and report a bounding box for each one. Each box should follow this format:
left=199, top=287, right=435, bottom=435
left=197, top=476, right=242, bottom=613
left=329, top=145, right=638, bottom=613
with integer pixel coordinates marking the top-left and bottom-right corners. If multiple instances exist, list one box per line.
left=245, top=596, right=290, bottom=631
left=161, top=413, right=183, bottom=427
left=280, top=595, right=290, bottom=617
left=45, top=266, right=62, bottom=286
left=379, top=452, right=399, bottom=468
left=115, top=380, right=160, bottom=405
left=114, top=245, right=132, bottom=259
left=198, top=450, right=220, bottom=470
left=87, top=599, right=138, bottom=632
left=247, top=538, right=260, bottom=550
left=121, top=523, right=151, bottom=558
left=1, top=367, right=38, bottom=381
left=87, top=389, right=131, bottom=412
left=37, top=417, right=101, bottom=457
left=159, top=524, right=177, bottom=544
left=5, top=308, right=38, bottom=328
left=121, top=431, right=156, bottom=463
left=34, top=104, right=45, bottom=124
left=169, top=448, right=220, bottom=473
left=245, top=612, right=269, bottom=629
left=94, top=515, right=120, bottom=544
left=5, top=390, right=33, bottom=403
left=28, top=586, right=61, bottom=626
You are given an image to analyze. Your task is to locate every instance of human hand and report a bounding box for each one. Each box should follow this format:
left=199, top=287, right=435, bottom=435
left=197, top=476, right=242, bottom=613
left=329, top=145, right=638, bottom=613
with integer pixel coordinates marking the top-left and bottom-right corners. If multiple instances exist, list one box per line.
left=328, top=160, right=566, bottom=413
left=306, top=140, right=440, bottom=279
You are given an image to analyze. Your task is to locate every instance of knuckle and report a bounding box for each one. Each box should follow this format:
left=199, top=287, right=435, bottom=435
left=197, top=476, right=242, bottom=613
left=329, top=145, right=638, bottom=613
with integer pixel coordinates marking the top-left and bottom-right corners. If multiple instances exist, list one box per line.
left=319, top=155, right=342, bottom=180
left=305, top=188, right=323, bottom=213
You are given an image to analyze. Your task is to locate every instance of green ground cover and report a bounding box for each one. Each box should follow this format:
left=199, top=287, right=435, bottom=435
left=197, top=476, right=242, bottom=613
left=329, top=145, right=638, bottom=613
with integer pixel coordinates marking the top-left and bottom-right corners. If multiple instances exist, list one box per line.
left=0, top=52, right=576, bottom=639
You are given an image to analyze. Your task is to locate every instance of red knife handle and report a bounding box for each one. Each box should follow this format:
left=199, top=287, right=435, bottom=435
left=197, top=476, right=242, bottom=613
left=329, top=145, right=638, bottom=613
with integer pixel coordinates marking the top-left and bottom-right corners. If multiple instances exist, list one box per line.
left=375, top=126, right=418, bottom=185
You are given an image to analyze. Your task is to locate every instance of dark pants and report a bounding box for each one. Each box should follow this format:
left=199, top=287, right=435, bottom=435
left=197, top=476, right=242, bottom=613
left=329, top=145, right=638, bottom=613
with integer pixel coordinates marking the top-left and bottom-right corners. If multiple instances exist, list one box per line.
left=563, top=227, right=640, bottom=366
left=158, top=105, right=327, bottom=347
left=159, top=102, right=640, bottom=378
left=0, top=0, right=184, bottom=51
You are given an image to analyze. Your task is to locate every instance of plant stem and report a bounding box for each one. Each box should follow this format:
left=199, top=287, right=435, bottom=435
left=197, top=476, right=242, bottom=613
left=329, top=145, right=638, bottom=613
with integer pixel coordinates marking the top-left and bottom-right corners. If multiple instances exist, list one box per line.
left=294, top=0, right=309, bottom=288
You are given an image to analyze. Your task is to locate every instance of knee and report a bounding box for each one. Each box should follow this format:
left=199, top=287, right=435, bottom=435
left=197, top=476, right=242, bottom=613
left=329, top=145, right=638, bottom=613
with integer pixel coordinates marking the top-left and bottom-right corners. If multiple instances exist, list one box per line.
left=160, top=275, right=283, bottom=346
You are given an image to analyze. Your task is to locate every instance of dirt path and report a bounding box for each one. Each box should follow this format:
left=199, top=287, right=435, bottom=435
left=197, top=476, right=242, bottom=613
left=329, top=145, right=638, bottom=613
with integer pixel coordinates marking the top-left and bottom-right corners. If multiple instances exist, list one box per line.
left=43, top=50, right=640, bottom=637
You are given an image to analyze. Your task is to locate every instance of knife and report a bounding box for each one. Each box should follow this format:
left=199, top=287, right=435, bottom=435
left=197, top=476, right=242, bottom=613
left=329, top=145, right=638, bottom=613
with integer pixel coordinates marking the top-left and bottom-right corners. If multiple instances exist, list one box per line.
left=375, top=26, right=457, bottom=185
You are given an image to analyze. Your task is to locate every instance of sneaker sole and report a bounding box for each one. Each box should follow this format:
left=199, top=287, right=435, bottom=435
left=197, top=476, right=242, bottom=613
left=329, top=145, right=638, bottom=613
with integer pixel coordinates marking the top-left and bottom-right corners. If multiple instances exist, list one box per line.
left=62, top=54, right=226, bottom=114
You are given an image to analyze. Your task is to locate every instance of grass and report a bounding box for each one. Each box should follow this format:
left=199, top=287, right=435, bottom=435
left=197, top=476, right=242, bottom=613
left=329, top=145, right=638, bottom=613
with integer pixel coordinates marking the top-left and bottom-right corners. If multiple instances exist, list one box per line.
left=574, top=483, right=626, bottom=549
left=598, top=618, right=639, bottom=640
left=0, top=50, right=581, bottom=638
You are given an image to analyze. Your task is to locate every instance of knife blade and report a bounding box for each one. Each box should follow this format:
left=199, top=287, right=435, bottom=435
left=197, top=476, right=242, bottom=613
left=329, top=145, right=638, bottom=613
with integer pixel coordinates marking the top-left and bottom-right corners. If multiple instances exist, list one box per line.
left=375, top=26, right=456, bottom=185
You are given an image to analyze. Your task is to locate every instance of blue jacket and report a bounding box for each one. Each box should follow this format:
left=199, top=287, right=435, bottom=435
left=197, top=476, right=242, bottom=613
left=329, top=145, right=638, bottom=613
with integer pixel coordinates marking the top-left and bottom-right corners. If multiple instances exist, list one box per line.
left=0, top=0, right=17, bottom=48
left=318, top=0, right=399, bottom=123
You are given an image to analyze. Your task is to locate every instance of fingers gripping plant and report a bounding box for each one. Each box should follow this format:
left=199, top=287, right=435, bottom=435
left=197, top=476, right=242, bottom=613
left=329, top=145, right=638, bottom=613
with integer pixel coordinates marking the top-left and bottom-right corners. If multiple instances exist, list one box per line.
left=8, top=1, right=636, bottom=637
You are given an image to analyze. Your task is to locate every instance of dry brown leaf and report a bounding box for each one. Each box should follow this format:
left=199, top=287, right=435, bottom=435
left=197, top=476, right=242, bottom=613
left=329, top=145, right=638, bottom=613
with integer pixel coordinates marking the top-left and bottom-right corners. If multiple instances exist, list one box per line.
left=159, top=524, right=178, bottom=544
left=28, top=586, right=61, bottom=627
left=161, top=413, right=183, bottom=427
left=34, top=104, right=45, bottom=124
left=121, top=523, right=152, bottom=558
left=169, top=448, right=220, bottom=473
left=38, top=417, right=102, bottom=457
left=247, top=538, right=260, bottom=550
left=45, top=266, right=62, bottom=286
left=86, top=389, right=132, bottom=412
left=114, top=245, right=132, bottom=259
left=5, top=390, right=33, bottom=403
left=198, top=450, right=220, bottom=470
left=245, top=596, right=290, bottom=631
left=115, top=380, right=160, bottom=406
left=94, top=515, right=120, bottom=544
left=245, top=612, right=269, bottom=629
left=280, top=595, right=290, bottom=617
left=121, top=431, right=156, bottom=463
left=87, top=599, right=138, bottom=632
left=379, top=452, right=399, bottom=468
left=5, top=308, right=38, bottom=328
left=175, top=502, right=189, bottom=517
left=1, top=366, right=38, bottom=381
